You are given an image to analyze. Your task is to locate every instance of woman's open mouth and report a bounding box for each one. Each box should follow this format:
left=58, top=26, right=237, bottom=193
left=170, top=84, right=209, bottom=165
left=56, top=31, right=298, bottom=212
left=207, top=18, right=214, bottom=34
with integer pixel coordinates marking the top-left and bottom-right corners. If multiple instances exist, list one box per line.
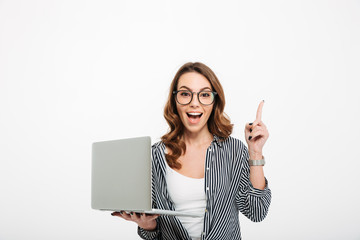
left=186, top=112, right=203, bottom=124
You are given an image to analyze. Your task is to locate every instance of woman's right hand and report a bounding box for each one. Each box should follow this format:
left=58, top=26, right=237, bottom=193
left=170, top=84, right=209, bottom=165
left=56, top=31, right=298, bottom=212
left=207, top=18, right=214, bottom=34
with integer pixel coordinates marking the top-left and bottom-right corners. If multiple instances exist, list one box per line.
left=111, top=211, right=159, bottom=231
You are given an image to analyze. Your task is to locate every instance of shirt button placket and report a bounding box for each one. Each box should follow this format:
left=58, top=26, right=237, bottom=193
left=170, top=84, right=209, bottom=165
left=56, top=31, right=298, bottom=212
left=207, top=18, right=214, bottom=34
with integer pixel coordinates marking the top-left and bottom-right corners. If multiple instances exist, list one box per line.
left=204, top=146, right=212, bottom=240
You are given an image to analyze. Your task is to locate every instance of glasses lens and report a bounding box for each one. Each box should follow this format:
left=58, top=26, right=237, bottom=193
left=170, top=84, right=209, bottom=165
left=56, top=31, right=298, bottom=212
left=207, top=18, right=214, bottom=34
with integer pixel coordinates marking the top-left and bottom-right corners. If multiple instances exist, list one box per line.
left=176, top=90, right=192, bottom=105
left=199, top=91, right=215, bottom=105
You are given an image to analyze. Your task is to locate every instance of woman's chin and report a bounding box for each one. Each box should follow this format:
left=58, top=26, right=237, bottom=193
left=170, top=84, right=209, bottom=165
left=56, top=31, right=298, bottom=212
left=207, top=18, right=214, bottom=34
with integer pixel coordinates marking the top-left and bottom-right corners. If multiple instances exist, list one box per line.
left=183, top=124, right=207, bottom=134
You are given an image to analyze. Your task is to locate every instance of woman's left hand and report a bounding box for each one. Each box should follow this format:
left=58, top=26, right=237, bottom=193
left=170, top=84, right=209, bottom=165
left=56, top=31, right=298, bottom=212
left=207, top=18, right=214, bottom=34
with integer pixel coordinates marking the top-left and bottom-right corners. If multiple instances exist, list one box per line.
left=245, top=100, right=269, bottom=158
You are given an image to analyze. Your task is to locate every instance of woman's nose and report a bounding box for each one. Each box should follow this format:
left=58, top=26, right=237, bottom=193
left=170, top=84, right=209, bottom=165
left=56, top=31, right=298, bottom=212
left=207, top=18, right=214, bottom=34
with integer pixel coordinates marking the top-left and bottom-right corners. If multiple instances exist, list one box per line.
left=189, top=93, right=200, bottom=106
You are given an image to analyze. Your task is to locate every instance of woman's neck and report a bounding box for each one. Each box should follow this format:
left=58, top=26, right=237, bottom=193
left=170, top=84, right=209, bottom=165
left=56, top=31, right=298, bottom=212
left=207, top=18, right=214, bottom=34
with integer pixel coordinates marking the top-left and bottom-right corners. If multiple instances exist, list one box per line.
left=182, top=128, right=213, bottom=147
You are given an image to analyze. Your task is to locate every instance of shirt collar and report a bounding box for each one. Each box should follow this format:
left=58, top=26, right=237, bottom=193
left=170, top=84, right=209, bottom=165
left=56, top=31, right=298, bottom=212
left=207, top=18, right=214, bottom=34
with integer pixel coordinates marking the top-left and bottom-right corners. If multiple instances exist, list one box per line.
left=212, top=134, right=223, bottom=148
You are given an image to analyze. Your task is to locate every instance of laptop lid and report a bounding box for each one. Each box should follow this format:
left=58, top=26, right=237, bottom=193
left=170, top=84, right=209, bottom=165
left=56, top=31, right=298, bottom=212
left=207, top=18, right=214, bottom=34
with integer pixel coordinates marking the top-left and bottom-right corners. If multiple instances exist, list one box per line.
left=91, top=136, right=152, bottom=211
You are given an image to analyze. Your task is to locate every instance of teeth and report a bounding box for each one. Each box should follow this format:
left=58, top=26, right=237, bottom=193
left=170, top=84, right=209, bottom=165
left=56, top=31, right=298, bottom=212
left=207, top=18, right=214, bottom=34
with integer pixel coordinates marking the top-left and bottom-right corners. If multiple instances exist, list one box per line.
left=188, top=112, right=202, bottom=116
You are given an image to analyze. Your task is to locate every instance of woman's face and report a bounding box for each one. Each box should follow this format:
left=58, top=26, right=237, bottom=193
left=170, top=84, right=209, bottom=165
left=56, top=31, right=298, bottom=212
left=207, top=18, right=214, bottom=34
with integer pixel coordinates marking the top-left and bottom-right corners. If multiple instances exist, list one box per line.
left=176, top=72, right=214, bottom=135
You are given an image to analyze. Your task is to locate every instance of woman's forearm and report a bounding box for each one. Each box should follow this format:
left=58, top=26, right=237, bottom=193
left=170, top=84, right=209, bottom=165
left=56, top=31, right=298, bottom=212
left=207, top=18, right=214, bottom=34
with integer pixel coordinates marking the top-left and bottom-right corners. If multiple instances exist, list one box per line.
left=249, top=153, right=266, bottom=190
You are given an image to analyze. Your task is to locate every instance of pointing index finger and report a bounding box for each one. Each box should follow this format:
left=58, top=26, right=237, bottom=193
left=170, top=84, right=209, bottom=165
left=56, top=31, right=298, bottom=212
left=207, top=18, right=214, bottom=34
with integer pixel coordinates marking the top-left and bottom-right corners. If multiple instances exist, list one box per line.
left=256, top=100, right=264, bottom=121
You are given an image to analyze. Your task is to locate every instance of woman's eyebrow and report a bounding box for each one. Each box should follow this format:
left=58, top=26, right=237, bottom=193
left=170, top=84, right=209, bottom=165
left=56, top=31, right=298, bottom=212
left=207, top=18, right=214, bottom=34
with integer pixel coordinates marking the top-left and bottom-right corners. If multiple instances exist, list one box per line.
left=179, top=86, right=212, bottom=91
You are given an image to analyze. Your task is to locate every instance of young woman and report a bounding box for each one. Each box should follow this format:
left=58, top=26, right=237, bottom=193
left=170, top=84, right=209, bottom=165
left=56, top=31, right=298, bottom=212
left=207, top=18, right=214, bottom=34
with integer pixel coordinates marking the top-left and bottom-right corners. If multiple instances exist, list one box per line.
left=112, top=62, right=271, bottom=239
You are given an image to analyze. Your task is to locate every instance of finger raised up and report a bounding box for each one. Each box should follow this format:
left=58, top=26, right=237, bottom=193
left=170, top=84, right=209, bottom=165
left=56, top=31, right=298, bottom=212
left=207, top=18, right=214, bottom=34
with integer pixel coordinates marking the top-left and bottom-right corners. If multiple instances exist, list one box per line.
left=256, top=100, right=264, bottom=122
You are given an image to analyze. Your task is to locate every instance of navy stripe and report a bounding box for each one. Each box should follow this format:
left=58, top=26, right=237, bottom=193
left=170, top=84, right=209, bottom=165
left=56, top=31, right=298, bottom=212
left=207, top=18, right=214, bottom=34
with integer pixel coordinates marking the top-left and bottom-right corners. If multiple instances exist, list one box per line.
left=138, top=135, right=271, bottom=240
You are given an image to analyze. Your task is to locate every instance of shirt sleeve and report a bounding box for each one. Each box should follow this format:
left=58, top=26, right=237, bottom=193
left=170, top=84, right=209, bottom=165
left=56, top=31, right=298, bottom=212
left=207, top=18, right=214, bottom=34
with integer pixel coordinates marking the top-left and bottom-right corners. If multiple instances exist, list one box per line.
left=235, top=142, right=272, bottom=222
left=137, top=221, right=160, bottom=240
left=137, top=146, right=161, bottom=239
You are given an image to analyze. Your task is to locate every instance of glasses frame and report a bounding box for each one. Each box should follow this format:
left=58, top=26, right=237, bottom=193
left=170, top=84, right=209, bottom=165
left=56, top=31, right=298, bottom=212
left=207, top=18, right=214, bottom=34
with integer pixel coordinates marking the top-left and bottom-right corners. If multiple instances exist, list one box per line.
left=173, top=90, right=218, bottom=106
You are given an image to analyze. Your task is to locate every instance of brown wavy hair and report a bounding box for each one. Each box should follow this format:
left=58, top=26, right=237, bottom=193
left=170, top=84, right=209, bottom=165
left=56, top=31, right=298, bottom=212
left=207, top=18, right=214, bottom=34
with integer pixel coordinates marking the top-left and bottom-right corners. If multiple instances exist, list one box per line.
left=161, top=62, right=233, bottom=169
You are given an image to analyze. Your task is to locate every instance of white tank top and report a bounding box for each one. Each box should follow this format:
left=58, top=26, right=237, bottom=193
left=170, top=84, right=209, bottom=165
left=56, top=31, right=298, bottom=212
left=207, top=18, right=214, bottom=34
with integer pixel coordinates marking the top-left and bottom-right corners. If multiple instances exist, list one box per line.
left=165, top=160, right=206, bottom=240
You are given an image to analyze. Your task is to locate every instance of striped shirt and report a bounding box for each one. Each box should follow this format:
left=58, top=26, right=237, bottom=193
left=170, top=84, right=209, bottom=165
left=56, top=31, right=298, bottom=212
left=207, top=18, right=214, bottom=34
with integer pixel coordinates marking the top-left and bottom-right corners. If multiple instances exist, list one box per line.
left=138, top=135, right=271, bottom=240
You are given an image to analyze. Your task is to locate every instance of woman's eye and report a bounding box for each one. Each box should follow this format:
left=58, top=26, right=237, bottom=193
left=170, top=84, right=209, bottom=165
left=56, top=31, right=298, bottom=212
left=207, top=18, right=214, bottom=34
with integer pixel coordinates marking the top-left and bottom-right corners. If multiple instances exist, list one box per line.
left=200, top=92, right=210, bottom=97
left=180, top=92, right=191, bottom=96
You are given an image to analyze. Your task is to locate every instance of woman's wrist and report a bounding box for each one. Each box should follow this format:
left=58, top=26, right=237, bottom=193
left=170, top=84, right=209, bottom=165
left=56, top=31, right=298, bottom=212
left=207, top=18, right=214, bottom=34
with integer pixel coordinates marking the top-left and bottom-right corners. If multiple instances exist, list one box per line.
left=249, top=151, right=263, bottom=160
left=139, top=220, right=157, bottom=231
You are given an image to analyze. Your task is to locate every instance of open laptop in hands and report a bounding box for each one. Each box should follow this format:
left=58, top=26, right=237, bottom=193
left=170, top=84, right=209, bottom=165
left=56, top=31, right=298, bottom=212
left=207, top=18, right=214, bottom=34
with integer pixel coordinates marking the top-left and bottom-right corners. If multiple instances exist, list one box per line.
left=91, top=136, right=202, bottom=217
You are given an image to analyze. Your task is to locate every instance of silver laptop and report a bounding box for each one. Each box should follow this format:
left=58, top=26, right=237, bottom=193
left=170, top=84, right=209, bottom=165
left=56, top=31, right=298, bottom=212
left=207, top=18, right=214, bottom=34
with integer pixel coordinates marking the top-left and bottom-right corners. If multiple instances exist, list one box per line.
left=91, top=136, right=202, bottom=217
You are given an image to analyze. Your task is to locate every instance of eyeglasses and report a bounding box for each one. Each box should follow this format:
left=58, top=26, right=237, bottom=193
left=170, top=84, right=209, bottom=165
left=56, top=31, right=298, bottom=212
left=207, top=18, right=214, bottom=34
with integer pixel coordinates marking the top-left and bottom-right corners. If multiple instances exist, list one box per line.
left=173, top=90, right=217, bottom=105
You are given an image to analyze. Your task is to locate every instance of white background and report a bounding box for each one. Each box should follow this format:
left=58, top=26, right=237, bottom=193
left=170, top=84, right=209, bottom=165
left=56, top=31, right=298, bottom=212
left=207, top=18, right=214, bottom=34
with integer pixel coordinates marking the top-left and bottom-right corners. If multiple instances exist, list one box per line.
left=1, top=0, right=359, bottom=239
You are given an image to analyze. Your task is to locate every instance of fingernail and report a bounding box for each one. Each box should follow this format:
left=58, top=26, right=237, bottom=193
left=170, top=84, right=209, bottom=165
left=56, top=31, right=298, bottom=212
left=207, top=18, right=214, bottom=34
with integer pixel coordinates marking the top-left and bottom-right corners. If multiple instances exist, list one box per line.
left=250, top=129, right=252, bottom=133
left=130, top=212, right=133, bottom=215
left=248, top=136, right=252, bottom=140
left=249, top=123, right=253, bottom=125
left=120, top=211, right=123, bottom=214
